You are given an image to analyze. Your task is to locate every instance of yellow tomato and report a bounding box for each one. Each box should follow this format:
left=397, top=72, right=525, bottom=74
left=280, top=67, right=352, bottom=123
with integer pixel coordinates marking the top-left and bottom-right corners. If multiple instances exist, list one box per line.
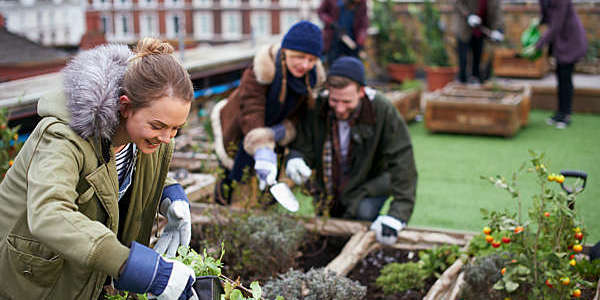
left=569, top=259, right=576, bottom=266
left=561, top=277, right=570, bottom=286
left=483, top=226, right=492, bottom=235
left=573, top=289, right=582, bottom=298
left=573, top=244, right=583, bottom=253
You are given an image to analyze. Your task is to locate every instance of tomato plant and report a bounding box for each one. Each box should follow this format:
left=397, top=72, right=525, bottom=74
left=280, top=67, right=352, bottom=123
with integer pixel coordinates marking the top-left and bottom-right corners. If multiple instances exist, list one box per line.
left=466, top=151, right=596, bottom=299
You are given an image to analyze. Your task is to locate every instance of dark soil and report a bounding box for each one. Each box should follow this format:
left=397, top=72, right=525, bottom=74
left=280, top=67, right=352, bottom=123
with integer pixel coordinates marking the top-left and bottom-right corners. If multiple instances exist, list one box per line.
left=347, top=247, right=436, bottom=300
left=296, top=234, right=350, bottom=271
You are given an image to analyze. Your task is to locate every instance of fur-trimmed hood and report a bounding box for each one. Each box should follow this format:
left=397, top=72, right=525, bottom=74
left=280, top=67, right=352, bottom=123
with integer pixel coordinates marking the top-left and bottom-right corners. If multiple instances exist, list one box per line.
left=252, top=44, right=326, bottom=87
left=37, top=44, right=133, bottom=140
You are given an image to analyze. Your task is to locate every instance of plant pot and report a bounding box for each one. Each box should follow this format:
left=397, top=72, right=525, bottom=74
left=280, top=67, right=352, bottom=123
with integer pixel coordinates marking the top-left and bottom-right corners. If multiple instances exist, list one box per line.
left=193, top=276, right=224, bottom=300
left=386, top=63, right=416, bottom=83
left=425, top=66, right=457, bottom=91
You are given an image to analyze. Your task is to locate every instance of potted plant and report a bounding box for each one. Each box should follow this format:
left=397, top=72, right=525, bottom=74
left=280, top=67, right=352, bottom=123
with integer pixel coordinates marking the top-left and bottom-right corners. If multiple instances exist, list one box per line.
left=372, top=0, right=417, bottom=83
left=418, top=0, right=456, bottom=91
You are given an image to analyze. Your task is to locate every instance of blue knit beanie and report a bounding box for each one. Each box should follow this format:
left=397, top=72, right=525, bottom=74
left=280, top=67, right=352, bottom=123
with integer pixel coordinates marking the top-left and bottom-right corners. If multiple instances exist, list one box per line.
left=328, top=56, right=366, bottom=86
left=281, top=21, right=323, bottom=57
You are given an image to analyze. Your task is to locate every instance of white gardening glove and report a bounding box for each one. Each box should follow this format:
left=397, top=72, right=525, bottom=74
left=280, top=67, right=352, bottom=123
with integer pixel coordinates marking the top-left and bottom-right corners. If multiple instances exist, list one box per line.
left=370, top=215, right=406, bottom=246
left=285, top=157, right=312, bottom=185
left=490, top=30, right=504, bottom=42
left=254, top=147, right=277, bottom=191
left=467, top=14, right=482, bottom=27
left=155, top=185, right=191, bottom=258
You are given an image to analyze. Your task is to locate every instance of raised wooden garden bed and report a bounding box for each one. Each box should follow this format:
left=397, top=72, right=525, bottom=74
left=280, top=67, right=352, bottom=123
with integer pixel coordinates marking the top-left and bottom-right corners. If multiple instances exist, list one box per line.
left=493, top=48, right=549, bottom=78
left=385, top=88, right=421, bottom=122
left=530, top=85, right=600, bottom=114
left=423, top=82, right=531, bottom=137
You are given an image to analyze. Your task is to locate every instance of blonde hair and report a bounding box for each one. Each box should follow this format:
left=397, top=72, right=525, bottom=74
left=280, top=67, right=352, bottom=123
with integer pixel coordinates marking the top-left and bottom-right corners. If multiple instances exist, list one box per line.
left=122, top=37, right=193, bottom=110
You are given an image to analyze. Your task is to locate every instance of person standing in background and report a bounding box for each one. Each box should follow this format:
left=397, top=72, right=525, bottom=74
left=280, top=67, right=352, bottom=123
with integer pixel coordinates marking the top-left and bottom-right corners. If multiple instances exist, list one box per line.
left=525, top=0, right=588, bottom=129
left=318, top=0, right=368, bottom=65
left=454, top=0, right=504, bottom=84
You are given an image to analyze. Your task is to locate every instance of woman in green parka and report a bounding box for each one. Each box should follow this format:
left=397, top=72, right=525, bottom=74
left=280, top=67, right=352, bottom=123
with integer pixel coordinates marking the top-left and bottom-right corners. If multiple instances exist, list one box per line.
left=0, top=38, right=198, bottom=299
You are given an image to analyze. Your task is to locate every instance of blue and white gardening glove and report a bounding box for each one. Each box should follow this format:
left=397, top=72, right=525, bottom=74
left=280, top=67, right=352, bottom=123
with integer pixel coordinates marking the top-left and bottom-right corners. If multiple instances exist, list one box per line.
left=285, top=157, right=312, bottom=185
left=370, top=215, right=406, bottom=246
left=254, top=147, right=277, bottom=191
left=155, top=184, right=191, bottom=258
left=115, top=242, right=198, bottom=300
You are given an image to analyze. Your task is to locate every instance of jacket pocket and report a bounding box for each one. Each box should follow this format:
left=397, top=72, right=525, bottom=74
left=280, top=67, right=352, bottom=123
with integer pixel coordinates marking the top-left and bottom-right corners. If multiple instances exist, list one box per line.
left=0, top=234, right=64, bottom=299
left=86, top=165, right=118, bottom=232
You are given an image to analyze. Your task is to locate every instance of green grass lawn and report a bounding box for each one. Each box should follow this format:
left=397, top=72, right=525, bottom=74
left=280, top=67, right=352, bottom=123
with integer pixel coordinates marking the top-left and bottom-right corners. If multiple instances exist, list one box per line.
left=406, top=109, right=600, bottom=243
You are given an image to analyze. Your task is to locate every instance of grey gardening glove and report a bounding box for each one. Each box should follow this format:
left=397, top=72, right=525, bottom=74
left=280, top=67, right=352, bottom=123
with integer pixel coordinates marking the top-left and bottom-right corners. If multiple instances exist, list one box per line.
left=155, top=184, right=191, bottom=258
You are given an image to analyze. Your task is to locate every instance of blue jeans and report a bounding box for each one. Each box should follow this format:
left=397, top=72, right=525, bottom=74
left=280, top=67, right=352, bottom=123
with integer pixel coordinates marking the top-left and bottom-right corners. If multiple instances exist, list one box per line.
left=355, top=196, right=388, bottom=221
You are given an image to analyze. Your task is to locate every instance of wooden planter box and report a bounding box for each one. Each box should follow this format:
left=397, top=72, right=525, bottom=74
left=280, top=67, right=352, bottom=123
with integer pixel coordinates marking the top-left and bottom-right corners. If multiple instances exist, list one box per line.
left=423, top=83, right=531, bottom=137
left=531, top=85, right=600, bottom=114
left=385, top=88, right=421, bottom=122
left=493, top=48, right=549, bottom=78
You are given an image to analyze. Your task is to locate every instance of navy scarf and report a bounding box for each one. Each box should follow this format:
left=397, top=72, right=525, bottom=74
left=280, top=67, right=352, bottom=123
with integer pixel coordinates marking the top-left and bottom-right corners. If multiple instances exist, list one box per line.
left=265, top=50, right=317, bottom=126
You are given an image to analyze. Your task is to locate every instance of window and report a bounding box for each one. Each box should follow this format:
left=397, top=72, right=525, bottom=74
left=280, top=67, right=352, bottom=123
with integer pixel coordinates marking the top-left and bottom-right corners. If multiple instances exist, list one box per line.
left=139, top=13, right=158, bottom=37
left=279, top=12, right=298, bottom=33
left=192, top=0, right=211, bottom=7
left=279, top=0, right=298, bottom=8
left=221, top=0, right=240, bottom=8
left=100, top=14, right=112, bottom=34
left=114, top=13, right=133, bottom=39
left=249, top=0, right=269, bottom=7
left=93, top=0, right=111, bottom=9
left=166, top=12, right=185, bottom=38
left=193, top=12, right=213, bottom=39
left=164, top=0, right=184, bottom=8
left=221, top=11, right=241, bottom=39
left=114, top=0, right=132, bottom=9
left=138, top=0, right=157, bottom=8
left=251, top=12, right=270, bottom=37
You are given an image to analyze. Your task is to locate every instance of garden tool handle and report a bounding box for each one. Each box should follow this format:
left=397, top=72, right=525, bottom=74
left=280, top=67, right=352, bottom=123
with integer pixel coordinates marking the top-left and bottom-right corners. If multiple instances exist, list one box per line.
left=560, top=170, right=587, bottom=194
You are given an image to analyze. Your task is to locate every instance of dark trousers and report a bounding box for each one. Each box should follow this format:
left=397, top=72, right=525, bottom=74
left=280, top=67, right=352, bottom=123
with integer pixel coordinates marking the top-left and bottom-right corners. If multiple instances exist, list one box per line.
left=457, top=35, right=484, bottom=83
left=556, top=63, right=574, bottom=116
left=354, top=196, right=388, bottom=221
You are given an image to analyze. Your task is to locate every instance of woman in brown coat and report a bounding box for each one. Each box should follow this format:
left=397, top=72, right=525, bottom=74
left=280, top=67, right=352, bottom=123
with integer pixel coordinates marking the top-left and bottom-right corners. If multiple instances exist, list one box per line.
left=211, top=21, right=326, bottom=203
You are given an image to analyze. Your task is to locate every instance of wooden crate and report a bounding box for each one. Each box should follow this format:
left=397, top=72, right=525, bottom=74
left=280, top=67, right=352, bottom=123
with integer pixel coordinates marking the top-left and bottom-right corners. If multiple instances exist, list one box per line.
left=493, top=48, right=549, bottom=78
left=423, top=83, right=531, bottom=137
left=385, top=88, right=421, bottom=122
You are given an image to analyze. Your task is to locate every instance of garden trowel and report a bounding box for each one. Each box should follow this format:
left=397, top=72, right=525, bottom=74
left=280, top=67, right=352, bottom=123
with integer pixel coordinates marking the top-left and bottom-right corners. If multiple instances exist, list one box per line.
left=269, top=181, right=299, bottom=212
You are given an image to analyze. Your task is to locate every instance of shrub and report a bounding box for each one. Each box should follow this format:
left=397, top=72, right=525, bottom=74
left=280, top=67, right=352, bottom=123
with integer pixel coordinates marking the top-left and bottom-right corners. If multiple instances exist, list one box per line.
left=262, top=268, right=366, bottom=300
left=376, top=262, right=429, bottom=294
left=194, top=213, right=306, bottom=282
left=375, top=244, right=461, bottom=296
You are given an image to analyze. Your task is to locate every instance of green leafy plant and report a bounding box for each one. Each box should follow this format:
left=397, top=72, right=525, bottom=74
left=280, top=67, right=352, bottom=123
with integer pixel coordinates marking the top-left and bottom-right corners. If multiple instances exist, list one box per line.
left=416, top=0, right=450, bottom=67
left=462, top=151, right=597, bottom=299
left=372, top=0, right=417, bottom=65
left=375, top=245, right=462, bottom=296
left=376, top=262, right=429, bottom=294
left=0, top=108, right=23, bottom=181
left=107, top=245, right=271, bottom=300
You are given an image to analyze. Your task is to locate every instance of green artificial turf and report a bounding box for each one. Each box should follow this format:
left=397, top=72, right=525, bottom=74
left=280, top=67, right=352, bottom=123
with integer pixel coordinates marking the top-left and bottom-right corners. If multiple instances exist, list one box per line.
left=406, top=109, right=600, bottom=243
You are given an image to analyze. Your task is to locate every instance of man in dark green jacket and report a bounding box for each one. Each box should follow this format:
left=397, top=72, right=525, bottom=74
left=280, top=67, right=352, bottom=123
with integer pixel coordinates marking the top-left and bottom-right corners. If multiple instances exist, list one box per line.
left=285, top=56, right=417, bottom=245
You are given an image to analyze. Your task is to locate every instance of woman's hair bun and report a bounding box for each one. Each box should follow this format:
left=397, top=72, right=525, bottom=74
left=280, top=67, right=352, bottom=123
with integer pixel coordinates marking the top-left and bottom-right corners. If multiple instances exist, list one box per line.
left=133, top=37, right=174, bottom=59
